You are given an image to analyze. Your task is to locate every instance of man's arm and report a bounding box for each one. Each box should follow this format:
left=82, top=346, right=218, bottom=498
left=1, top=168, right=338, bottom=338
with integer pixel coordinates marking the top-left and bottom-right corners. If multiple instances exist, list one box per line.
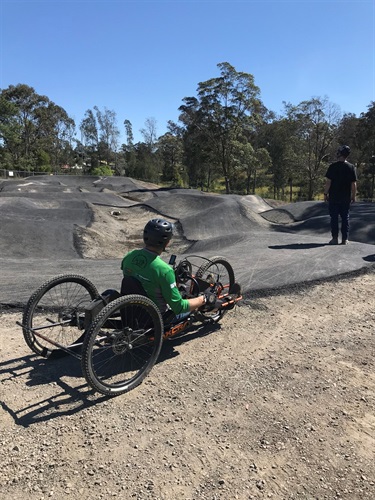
left=187, top=295, right=206, bottom=311
left=351, top=181, right=357, bottom=203
left=324, top=178, right=331, bottom=201
left=161, top=268, right=206, bottom=314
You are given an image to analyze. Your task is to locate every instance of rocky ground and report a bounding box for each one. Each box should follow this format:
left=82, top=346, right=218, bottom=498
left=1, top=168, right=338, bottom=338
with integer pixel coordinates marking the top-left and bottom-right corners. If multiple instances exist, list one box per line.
left=1, top=266, right=374, bottom=499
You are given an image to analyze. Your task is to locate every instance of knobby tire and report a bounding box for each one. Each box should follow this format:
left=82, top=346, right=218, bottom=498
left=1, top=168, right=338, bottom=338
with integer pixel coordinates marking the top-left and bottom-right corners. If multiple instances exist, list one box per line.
left=22, top=274, right=99, bottom=357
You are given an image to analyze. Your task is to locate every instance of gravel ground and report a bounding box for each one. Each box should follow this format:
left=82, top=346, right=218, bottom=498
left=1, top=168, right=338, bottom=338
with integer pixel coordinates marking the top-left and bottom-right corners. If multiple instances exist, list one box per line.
left=1, top=181, right=374, bottom=499
left=1, top=267, right=374, bottom=500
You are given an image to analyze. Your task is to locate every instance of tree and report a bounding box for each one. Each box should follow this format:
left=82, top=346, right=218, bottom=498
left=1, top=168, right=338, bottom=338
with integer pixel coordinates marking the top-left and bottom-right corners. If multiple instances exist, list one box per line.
left=356, top=102, right=375, bottom=199
left=357, top=102, right=375, bottom=158
left=35, top=102, right=75, bottom=170
left=129, top=117, right=162, bottom=182
left=80, top=109, right=99, bottom=170
left=80, top=109, right=98, bottom=148
left=158, top=132, right=185, bottom=186
left=140, top=117, right=158, bottom=152
left=0, top=96, right=22, bottom=168
left=1, top=84, right=49, bottom=163
left=124, top=119, right=134, bottom=146
left=178, top=97, right=212, bottom=189
left=179, top=62, right=267, bottom=193
left=132, top=141, right=162, bottom=182
left=94, top=106, right=120, bottom=166
left=80, top=107, right=120, bottom=171
left=283, top=97, right=341, bottom=200
left=231, top=141, right=271, bottom=194
left=0, top=84, right=75, bottom=172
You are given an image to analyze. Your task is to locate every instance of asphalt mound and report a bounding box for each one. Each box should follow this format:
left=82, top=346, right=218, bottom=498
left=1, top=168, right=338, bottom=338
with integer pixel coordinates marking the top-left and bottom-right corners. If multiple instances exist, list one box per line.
left=1, top=175, right=374, bottom=305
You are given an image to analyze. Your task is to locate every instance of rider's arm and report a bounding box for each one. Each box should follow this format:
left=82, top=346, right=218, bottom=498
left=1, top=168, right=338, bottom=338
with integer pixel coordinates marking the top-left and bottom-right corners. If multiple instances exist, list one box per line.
left=187, top=295, right=206, bottom=311
left=160, top=267, right=205, bottom=315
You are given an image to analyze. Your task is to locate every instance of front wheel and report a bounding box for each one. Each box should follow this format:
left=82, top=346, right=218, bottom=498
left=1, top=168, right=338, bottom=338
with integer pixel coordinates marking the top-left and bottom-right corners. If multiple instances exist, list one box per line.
left=22, top=275, right=99, bottom=357
left=195, top=256, right=235, bottom=323
left=81, top=294, right=163, bottom=396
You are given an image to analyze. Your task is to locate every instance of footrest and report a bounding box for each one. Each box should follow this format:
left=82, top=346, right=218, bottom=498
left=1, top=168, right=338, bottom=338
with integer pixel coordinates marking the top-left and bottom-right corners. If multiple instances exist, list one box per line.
left=220, top=295, right=242, bottom=310
left=219, top=283, right=242, bottom=310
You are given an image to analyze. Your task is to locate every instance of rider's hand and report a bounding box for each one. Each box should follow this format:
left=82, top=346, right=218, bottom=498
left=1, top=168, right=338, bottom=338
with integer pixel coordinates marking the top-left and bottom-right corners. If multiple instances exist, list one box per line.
left=201, top=289, right=223, bottom=312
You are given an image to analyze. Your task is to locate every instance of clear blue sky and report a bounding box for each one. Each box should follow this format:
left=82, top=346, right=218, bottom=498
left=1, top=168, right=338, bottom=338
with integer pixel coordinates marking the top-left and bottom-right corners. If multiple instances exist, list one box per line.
left=1, top=0, right=374, bottom=144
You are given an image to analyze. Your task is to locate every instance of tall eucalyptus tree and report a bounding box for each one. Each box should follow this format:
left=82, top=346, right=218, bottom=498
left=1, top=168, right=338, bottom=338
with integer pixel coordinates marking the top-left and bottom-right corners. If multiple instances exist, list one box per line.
left=94, top=106, right=120, bottom=165
left=179, top=62, right=267, bottom=193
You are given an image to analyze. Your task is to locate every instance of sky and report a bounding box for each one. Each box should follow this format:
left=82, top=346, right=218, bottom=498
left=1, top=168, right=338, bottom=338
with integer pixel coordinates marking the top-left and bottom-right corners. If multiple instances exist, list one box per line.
left=1, top=0, right=374, bottom=144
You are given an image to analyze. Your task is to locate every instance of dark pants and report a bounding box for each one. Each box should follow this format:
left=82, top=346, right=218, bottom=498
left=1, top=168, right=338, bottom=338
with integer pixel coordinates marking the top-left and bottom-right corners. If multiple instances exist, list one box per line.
left=329, top=201, right=351, bottom=241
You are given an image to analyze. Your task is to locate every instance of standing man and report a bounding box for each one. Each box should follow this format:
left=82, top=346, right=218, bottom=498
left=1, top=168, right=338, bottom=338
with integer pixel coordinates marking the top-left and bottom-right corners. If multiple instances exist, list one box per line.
left=324, top=145, right=357, bottom=245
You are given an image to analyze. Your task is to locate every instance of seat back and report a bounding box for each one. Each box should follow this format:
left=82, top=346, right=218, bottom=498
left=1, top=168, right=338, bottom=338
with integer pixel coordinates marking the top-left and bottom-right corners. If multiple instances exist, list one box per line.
left=84, top=289, right=121, bottom=330
left=121, top=275, right=147, bottom=297
left=120, top=276, right=154, bottom=330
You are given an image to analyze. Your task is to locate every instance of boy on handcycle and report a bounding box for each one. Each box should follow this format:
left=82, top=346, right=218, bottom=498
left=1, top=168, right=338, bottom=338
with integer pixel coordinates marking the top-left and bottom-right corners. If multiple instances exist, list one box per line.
left=120, top=219, right=223, bottom=321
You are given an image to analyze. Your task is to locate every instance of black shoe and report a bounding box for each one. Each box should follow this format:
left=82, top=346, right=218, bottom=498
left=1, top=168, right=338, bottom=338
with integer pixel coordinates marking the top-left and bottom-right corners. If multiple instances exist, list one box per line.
left=329, top=238, right=339, bottom=245
left=341, top=240, right=349, bottom=245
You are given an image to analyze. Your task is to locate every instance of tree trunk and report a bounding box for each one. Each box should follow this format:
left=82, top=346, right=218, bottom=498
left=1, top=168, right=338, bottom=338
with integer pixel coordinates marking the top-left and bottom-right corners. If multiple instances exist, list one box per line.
left=308, top=177, right=314, bottom=200
left=224, top=176, right=230, bottom=194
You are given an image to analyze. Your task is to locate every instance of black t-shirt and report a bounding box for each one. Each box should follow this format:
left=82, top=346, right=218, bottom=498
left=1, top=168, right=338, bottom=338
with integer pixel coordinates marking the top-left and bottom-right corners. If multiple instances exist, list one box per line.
left=325, top=161, right=357, bottom=203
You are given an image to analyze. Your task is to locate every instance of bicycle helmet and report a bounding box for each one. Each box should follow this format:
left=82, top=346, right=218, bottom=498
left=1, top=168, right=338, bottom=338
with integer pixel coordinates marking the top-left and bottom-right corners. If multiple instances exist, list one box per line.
left=337, top=145, right=351, bottom=158
left=143, top=219, right=173, bottom=249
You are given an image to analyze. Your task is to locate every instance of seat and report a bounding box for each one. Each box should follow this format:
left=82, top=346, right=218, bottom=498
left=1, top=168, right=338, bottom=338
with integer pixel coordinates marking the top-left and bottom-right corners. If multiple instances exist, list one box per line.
left=121, top=275, right=180, bottom=328
left=121, top=275, right=148, bottom=296
left=84, top=289, right=121, bottom=330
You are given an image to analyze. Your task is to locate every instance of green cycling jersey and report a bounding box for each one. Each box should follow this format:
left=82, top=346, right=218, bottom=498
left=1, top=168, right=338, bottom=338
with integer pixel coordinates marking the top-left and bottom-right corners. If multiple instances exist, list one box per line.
left=121, top=248, right=190, bottom=315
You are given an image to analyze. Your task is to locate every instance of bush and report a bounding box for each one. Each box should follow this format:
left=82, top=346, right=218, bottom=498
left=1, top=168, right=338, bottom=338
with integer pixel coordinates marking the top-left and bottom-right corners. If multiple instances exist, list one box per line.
left=92, top=165, right=113, bottom=176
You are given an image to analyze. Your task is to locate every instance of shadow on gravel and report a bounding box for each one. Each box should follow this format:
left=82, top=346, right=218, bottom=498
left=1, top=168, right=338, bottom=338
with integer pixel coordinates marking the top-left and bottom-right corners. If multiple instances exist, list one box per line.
left=1, top=322, right=223, bottom=427
left=157, top=322, right=222, bottom=363
left=363, top=254, right=375, bottom=262
left=0, top=354, right=109, bottom=427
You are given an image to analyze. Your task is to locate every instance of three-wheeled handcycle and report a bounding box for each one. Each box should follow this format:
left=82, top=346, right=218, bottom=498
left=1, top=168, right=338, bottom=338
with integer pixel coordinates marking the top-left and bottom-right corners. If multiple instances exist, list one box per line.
left=18, top=255, right=242, bottom=396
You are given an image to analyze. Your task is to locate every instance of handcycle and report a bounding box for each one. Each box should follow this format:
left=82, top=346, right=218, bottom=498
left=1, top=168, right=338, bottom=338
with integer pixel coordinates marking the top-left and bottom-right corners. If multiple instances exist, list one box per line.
left=18, top=255, right=242, bottom=396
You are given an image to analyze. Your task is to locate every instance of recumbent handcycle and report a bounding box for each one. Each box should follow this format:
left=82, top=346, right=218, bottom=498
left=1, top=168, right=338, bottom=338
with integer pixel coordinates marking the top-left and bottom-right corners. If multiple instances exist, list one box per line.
left=18, top=255, right=242, bottom=396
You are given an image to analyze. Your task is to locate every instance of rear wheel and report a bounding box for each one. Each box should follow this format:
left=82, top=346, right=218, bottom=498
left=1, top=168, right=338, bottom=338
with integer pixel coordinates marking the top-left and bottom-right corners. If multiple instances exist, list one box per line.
left=195, top=256, right=235, bottom=323
left=22, top=275, right=99, bottom=357
left=81, top=294, right=163, bottom=396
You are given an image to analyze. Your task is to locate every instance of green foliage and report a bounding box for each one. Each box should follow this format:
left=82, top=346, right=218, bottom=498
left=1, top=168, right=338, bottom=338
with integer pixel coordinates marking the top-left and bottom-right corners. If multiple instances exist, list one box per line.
left=0, top=84, right=75, bottom=172
left=158, top=132, right=185, bottom=186
left=36, top=149, right=52, bottom=172
left=179, top=62, right=267, bottom=193
left=92, top=165, right=113, bottom=176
